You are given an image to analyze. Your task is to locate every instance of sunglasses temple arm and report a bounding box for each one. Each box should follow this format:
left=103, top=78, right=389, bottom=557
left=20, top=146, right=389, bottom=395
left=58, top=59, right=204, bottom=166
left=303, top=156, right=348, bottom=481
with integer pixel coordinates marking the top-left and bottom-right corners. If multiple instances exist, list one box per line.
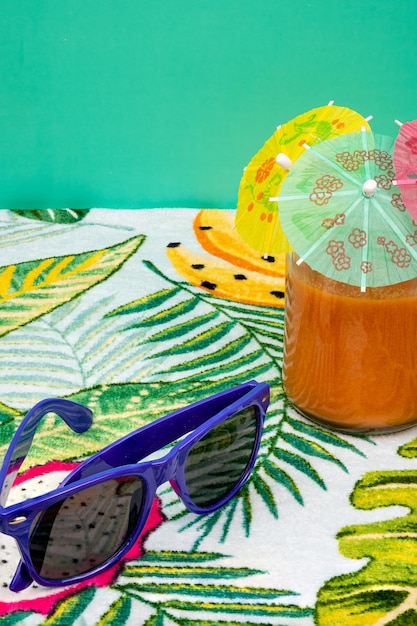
left=66, top=381, right=265, bottom=483
left=0, top=398, right=93, bottom=507
left=9, top=561, right=34, bottom=593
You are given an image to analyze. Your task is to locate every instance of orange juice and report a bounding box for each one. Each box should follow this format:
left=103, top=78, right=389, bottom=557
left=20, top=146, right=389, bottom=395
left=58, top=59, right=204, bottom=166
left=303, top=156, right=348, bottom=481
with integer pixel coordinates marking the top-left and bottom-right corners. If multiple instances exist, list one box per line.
left=283, top=253, right=417, bottom=432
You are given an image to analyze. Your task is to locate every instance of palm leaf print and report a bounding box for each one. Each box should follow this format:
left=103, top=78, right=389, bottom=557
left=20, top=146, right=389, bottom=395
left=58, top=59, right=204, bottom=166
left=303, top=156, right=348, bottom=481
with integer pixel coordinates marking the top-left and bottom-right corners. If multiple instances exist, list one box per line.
left=107, top=260, right=283, bottom=383
left=0, top=235, right=144, bottom=337
left=107, top=260, right=371, bottom=544
left=0, top=294, right=161, bottom=410
left=35, top=551, right=313, bottom=625
left=0, top=380, right=219, bottom=466
left=10, top=209, right=90, bottom=223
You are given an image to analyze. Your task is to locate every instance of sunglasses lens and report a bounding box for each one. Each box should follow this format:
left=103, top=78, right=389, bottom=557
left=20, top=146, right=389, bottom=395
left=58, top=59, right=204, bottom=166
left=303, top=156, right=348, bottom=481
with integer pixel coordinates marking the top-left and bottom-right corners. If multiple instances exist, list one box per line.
left=29, top=476, right=145, bottom=581
left=184, top=405, right=260, bottom=508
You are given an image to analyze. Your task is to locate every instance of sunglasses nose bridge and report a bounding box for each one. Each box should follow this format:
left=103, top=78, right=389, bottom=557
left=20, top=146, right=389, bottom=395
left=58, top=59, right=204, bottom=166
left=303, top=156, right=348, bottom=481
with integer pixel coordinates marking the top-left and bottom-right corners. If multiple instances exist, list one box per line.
left=152, top=449, right=180, bottom=487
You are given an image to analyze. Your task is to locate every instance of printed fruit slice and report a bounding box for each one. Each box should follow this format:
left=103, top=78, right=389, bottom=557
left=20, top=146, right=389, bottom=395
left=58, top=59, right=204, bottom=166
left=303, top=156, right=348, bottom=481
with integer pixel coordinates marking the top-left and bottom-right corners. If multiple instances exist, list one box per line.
left=194, top=209, right=286, bottom=278
left=167, top=242, right=285, bottom=307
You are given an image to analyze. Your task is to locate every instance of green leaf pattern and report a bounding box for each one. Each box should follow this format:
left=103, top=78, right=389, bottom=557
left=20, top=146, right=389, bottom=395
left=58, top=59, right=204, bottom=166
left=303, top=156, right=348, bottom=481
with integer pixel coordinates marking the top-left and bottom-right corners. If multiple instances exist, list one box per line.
left=0, top=210, right=415, bottom=626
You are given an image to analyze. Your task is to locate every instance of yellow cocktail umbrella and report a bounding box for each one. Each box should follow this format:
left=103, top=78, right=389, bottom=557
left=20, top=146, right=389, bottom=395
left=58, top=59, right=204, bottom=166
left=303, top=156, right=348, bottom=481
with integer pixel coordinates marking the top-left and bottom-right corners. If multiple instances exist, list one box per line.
left=235, top=102, right=372, bottom=256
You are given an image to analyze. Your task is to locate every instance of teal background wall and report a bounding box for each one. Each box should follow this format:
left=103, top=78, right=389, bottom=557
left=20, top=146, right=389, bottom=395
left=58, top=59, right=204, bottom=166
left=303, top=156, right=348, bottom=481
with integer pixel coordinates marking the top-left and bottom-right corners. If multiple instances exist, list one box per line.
left=0, top=0, right=416, bottom=209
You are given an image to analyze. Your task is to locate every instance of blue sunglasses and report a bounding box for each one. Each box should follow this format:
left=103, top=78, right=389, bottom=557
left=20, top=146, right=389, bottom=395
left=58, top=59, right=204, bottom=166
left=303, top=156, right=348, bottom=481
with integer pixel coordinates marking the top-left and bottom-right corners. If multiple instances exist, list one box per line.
left=0, top=380, right=269, bottom=592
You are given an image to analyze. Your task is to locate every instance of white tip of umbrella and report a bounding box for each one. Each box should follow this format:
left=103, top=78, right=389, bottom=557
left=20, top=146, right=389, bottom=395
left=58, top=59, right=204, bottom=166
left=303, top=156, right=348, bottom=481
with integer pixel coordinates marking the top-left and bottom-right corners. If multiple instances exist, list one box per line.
left=365, top=115, right=373, bottom=122
left=276, top=153, right=293, bottom=171
left=363, top=179, right=378, bottom=197
left=328, top=100, right=335, bottom=106
left=394, top=119, right=403, bottom=126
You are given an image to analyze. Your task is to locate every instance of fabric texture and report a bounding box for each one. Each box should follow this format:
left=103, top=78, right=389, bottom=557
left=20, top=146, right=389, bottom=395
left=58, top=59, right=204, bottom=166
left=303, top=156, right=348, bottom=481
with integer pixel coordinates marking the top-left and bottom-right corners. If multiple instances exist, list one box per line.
left=0, top=208, right=416, bottom=625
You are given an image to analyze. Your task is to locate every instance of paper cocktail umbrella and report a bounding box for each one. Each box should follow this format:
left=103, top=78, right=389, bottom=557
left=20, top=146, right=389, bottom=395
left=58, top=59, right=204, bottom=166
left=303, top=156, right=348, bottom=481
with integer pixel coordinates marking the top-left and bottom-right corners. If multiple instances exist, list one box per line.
left=234, top=103, right=372, bottom=257
left=393, top=119, right=417, bottom=219
left=277, top=129, right=417, bottom=290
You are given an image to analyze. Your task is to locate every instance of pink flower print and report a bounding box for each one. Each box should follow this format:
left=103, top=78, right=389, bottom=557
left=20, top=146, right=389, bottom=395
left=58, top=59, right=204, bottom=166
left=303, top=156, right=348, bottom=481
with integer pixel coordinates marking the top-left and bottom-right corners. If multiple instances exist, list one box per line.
left=333, top=254, right=351, bottom=271
left=360, top=261, right=373, bottom=274
left=0, top=461, right=164, bottom=616
left=392, top=247, right=412, bottom=268
left=406, top=136, right=417, bottom=156
left=326, top=240, right=345, bottom=258
left=348, top=228, right=367, bottom=249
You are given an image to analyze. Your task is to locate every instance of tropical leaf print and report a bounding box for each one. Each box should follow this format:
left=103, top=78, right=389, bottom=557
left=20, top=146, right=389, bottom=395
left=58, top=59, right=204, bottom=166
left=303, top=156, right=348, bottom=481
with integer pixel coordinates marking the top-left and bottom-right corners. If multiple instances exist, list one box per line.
left=0, top=380, right=219, bottom=466
left=36, top=551, right=314, bottom=625
left=0, top=294, right=162, bottom=410
left=315, top=469, right=417, bottom=625
left=166, top=396, right=368, bottom=549
left=10, top=209, right=90, bottom=223
left=107, top=260, right=370, bottom=544
left=0, top=235, right=144, bottom=337
left=107, top=260, right=284, bottom=383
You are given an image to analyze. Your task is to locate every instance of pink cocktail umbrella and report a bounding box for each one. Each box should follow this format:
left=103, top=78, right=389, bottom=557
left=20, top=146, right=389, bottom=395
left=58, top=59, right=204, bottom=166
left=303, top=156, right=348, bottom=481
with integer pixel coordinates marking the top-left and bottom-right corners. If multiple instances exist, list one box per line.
left=393, top=119, right=417, bottom=219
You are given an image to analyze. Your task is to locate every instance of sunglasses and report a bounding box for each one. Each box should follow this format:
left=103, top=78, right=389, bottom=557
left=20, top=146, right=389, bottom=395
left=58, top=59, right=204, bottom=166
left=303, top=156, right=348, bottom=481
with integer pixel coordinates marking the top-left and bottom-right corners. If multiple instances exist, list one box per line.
left=0, top=380, right=269, bottom=592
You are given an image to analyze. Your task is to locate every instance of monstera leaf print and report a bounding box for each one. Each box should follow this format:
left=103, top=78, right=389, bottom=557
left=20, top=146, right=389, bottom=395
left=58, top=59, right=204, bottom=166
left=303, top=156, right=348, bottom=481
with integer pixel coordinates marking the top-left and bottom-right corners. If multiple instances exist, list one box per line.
left=0, top=235, right=144, bottom=336
left=315, top=469, right=417, bottom=625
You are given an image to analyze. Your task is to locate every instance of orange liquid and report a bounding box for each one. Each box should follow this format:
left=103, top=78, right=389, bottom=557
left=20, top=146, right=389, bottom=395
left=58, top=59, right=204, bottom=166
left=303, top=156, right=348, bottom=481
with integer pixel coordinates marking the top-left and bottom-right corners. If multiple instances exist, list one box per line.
left=283, top=255, right=417, bottom=432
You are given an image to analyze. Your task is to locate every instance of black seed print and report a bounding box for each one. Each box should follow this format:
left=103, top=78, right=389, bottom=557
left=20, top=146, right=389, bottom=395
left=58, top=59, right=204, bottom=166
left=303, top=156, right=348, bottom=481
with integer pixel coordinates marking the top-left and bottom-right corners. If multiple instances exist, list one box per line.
left=191, top=264, right=205, bottom=269
left=201, top=280, right=216, bottom=290
left=167, top=242, right=181, bottom=248
left=234, top=274, right=247, bottom=281
left=270, top=290, right=285, bottom=299
left=199, top=226, right=212, bottom=230
left=262, top=255, right=276, bottom=263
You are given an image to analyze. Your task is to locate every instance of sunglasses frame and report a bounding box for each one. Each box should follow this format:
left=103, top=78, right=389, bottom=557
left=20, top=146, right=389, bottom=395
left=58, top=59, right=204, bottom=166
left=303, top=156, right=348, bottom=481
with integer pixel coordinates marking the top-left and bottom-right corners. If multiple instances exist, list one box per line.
left=0, top=380, right=269, bottom=592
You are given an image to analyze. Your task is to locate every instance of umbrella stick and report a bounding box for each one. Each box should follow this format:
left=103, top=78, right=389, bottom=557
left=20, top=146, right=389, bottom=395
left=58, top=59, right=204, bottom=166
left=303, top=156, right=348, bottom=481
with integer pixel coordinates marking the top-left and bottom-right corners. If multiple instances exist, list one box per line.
left=360, top=199, right=370, bottom=292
